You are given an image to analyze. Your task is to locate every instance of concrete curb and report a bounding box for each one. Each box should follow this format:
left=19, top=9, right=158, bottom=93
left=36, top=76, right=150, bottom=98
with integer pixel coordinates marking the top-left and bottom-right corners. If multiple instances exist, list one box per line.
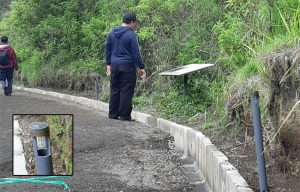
left=14, top=86, right=253, bottom=192
left=15, top=87, right=109, bottom=111
left=13, top=116, right=28, bottom=175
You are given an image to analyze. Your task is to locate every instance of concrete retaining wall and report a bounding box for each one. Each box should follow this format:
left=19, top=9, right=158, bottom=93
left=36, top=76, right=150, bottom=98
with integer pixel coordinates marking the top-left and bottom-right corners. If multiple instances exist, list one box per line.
left=13, top=116, right=28, bottom=175
left=15, top=86, right=253, bottom=192
left=156, top=119, right=253, bottom=192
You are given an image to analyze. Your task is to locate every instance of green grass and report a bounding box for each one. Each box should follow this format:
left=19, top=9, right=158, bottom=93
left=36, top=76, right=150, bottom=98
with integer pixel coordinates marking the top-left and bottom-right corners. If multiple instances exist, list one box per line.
left=46, top=115, right=73, bottom=175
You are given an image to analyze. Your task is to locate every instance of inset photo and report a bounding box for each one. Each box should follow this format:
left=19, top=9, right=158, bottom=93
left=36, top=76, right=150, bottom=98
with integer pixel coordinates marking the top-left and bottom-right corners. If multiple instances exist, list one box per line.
left=13, top=114, right=73, bottom=176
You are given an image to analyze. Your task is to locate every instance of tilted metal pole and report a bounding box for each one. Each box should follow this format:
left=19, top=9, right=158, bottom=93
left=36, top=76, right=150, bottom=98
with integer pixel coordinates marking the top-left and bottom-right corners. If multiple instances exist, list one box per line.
left=30, top=122, right=53, bottom=175
left=251, top=91, right=268, bottom=192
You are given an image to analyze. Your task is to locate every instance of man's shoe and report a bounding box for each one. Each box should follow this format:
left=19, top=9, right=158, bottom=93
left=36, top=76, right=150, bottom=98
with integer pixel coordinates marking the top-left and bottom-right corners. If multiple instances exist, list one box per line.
left=4, top=87, right=8, bottom=96
left=109, top=116, right=119, bottom=120
left=120, top=117, right=135, bottom=121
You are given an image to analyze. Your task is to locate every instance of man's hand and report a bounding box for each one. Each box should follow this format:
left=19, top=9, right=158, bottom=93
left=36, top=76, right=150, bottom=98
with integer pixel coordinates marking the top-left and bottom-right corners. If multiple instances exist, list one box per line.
left=106, top=65, right=111, bottom=76
left=139, top=69, right=146, bottom=80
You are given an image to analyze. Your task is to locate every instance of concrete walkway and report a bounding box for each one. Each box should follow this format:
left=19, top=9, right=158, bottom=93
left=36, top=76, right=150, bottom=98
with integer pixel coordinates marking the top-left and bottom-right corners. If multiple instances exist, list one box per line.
left=0, top=90, right=192, bottom=192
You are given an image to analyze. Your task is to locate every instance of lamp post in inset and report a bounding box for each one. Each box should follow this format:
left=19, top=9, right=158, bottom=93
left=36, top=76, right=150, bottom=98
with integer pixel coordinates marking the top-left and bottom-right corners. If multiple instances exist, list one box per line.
left=30, top=122, right=53, bottom=175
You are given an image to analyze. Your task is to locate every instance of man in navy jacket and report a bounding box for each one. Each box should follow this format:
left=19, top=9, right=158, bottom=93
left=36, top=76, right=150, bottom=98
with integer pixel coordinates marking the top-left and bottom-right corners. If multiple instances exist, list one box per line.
left=105, top=12, right=146, bottom=121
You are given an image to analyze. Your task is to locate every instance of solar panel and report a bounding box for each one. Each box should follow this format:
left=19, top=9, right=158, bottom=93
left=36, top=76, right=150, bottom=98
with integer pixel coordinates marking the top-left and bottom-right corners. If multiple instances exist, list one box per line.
left=159, top=64, right=214, bottom=76
left=159, top=64, right=214, bottom=95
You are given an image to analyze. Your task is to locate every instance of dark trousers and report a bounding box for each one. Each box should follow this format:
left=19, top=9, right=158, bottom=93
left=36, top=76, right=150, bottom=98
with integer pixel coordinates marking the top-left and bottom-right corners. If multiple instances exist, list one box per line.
left=0, top=69, right=14, bottom=95
left=109, top=64, right=136, bottom=119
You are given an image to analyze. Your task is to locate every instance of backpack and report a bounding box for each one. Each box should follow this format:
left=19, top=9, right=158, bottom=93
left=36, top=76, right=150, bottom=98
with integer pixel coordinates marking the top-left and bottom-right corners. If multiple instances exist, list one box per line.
left=0, top=47, right=10, bottom=66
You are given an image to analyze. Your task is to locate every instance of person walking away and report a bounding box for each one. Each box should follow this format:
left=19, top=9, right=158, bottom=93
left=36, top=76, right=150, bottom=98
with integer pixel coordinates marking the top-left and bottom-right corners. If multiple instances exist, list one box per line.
left=105, top=12, right=146, bottom=121
left=0, top=36, right=18, bottom=96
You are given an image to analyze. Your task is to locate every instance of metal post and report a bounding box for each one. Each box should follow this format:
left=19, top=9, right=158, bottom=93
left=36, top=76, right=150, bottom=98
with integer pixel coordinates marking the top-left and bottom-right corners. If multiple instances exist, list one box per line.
left=95, top=79, right=99, bottom=100
left=184, top=74, right=188, bottom=95
left=30, top=122, right=53, bottom=175
left=251, top=91, right=268, bottom=192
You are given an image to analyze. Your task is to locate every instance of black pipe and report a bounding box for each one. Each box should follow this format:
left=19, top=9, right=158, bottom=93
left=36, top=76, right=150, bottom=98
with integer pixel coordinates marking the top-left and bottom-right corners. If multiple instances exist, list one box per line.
left=251, top=91, right=268, bottom=192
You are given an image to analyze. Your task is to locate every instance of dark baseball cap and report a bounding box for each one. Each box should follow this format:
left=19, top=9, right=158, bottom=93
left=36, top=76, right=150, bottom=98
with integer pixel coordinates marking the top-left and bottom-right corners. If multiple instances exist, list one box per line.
left=122, top=12, right=139, bottom=23
left=1, top=36, right=8, bottom=43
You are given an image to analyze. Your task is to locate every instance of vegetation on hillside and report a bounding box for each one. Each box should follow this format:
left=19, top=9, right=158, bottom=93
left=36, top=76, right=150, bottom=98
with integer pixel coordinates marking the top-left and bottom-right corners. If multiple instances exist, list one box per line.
left=214, top=0, right=300, bottom=141
left=214, top=0, right=300, bottom=183
left=0, top=0, right=223, bottom=122
left=1, top=0, right=298, bottom=135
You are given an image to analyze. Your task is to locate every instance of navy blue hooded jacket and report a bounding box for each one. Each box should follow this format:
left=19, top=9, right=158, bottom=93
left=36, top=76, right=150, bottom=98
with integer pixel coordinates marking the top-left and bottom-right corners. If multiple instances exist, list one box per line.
left=105, top=26, right=144, bottom=69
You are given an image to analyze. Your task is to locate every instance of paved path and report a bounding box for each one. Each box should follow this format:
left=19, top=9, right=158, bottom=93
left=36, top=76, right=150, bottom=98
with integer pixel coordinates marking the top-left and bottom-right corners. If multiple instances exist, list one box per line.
left=0, top=90, right=192, bottom=192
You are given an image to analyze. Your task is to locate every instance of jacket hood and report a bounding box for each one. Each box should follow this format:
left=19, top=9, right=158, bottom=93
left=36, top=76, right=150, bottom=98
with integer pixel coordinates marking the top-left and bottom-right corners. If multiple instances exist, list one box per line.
left=112, top=26, right=131, bottom=39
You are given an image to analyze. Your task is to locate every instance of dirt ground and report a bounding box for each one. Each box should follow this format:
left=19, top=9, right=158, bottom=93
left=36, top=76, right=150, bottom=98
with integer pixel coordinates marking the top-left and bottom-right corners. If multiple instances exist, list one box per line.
left=203, top=127, right=300, bottom=192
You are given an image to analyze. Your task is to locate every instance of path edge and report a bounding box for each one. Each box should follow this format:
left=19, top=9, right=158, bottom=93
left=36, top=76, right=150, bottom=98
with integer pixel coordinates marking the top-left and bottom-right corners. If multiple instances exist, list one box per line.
left=14, top=86, right=253, bottom=192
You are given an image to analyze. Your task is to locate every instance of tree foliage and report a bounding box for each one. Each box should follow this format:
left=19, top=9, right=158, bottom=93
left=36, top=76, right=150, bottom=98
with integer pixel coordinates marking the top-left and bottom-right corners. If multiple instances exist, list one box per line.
left=0, top=0, right=12, bottom=16
left=0, top=0, right=223, bottom=121
left=2, top=0, right=218, bottom=76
